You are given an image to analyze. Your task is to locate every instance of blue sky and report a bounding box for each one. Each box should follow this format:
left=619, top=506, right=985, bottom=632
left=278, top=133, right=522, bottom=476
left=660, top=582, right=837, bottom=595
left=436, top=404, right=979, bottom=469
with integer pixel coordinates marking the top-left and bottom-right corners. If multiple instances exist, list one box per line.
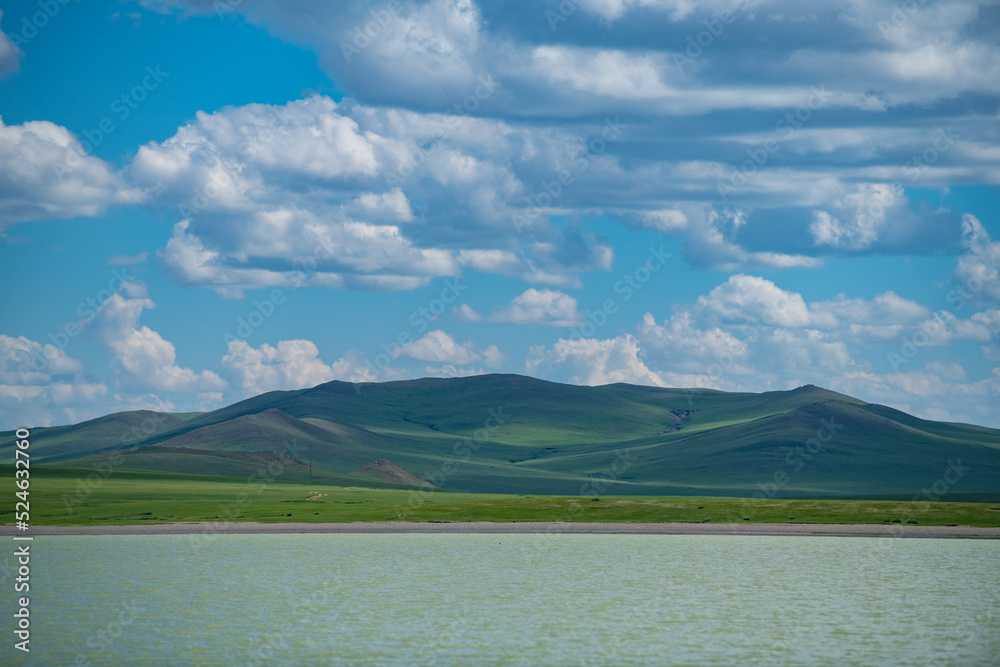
left=1, top=0, right=999, bottom=429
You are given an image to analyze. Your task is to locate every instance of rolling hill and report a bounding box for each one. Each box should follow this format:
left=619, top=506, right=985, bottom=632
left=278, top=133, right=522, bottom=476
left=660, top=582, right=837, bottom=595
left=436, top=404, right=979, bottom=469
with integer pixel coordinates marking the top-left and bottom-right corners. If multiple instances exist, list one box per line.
left=6, top=374, right=1000, bottom=498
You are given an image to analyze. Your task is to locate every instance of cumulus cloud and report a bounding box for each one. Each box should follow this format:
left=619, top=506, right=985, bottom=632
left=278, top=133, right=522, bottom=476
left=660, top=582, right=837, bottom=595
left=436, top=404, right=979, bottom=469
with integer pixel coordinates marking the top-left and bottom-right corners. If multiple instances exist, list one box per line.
left=1, top=0, right=992, bottom=277
left=0, top=335, right=84, bottom=385
left=401, top=330, right=479, bottom=365
left=809, top=184, right=963, bottom=253
left=491, top=289, right=582, bottom=326
left=811, top=184, right=903, bottom=250
left=526, top=334, right=665, bottom=387
left=687, top=274, right=933, bottom=339
left=824, top=367, right=1000, bottom=427
left=523, top=268, right=1000, bottom=425
left=0, top=335, right=107, bottom=429
left=219, top=339, right=373, bottom=398
left=138, top=0, right=1000, bottom=116
left=125, top=96, right=630, bottom=294
left=119, top=0, right=999, bottom=273
left=692, top=274, right=814, bottom=328
left=682, top=209, right=822, bottom=271
left=400, top=330, right=503, bottom=367
left=91, top=291, right=226, bottom=392
left=0, top=118, right=123, bottom=225
left=953, top=214, right=1000, bottom=307
left=453, top=303, right=483, bottom=322
left=0, top=14, right=22, bottom=77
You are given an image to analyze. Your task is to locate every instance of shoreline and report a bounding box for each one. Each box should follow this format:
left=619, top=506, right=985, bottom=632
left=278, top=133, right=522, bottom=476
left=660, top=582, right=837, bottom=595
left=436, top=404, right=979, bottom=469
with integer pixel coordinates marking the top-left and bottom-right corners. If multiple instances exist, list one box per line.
left=4, top=521, right=999, bottom=538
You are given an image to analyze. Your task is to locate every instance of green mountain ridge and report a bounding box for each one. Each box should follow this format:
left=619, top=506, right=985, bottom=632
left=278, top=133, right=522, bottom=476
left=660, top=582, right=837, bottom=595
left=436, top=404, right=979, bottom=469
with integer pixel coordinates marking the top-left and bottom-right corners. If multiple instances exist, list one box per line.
left=5, top=374, right=1000, bottom=498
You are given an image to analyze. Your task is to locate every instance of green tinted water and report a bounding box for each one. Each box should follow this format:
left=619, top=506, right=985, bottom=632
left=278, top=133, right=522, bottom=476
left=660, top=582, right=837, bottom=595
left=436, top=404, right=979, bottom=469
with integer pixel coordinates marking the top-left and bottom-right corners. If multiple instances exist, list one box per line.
left=7, top=534, right=999, bottom=665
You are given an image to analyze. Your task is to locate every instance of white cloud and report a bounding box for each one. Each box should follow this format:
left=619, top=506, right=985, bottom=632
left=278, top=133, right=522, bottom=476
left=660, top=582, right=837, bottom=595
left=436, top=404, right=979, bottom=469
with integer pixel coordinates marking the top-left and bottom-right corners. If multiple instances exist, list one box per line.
left=810, top=183, right=904, bottom=249
left=0, top=118, right=122, bottom=224
left=526, top=335, right=665, bottom=387
left=953, top=214, right=1000, bottom=307
left=0, top=334, right=84, bottom=385
left=453, top=303, right=483, bottom=322
left=491, top=288, right=583, bottom=326
left=456, top=249, right=522, bottom=275
left=481, top=344, right=504, bottom=367
left=401, top=330, right=480, bottom=364
left=825, top=367, right=1000, bottom=427
left=129, top=96, right=618, bottom=293
left=637, top=311, right=750, bottom=379
left=115, top=0, right=999, bottom=276
left=219, top=339, right=373, bottom=398
left=0, top=14, right=22, bottom=77
left=400, top=330, right=502, bottom=367
left=0, top=335, right=107, bottom=430
left=812, top=291, right=929, bottom=327
left=636, top=208, right=688, bottom=233
left=692, top=274, right=813, bottom=328
left=685, top=209, right=822, bottom=271
left=91, top=292, right=226, bottom=392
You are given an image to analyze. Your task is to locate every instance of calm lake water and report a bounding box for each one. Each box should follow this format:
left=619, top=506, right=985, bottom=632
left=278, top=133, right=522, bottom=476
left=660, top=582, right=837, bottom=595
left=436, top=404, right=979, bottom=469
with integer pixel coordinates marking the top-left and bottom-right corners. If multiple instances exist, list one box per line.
left=5, top=533, right=999, bottom=665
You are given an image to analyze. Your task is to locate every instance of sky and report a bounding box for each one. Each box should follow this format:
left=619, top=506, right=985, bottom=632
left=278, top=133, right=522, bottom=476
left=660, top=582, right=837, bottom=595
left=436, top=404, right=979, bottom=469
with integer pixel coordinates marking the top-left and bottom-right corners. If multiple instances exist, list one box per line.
left=0, top=0, right=999, bottom=430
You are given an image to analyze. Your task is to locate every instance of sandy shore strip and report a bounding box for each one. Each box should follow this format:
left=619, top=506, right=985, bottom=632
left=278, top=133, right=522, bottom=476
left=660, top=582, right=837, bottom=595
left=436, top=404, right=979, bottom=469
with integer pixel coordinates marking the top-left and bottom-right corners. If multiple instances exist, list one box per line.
left=4, top=522, right=999, bottom=538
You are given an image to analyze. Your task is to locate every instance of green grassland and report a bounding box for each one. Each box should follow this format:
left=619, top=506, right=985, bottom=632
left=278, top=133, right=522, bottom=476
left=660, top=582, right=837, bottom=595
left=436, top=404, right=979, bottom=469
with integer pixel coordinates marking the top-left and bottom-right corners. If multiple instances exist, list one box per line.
left=7, top=466, right=1000, bottom=527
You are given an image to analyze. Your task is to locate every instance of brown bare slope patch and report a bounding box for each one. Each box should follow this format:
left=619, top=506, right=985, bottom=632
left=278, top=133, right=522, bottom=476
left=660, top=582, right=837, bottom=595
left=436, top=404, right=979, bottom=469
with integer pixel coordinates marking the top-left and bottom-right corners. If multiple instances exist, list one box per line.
left=352, top=459, right=434, bottom=488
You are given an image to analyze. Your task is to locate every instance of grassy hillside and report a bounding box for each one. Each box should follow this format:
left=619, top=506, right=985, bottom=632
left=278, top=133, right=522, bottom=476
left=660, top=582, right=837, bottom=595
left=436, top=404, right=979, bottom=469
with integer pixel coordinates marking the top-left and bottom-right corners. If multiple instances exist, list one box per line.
left=3, top=374, right=999, bottom=499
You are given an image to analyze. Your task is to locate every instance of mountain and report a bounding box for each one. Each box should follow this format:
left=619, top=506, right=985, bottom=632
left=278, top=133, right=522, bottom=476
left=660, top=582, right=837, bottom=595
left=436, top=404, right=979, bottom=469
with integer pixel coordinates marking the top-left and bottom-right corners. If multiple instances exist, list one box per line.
left=6, top=374, right=1000, bottom=498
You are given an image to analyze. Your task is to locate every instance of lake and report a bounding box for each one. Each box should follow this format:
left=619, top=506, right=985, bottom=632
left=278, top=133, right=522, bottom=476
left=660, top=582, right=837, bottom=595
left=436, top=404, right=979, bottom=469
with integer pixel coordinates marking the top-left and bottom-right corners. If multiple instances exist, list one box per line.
left=6, top=533, right=999, bottom=665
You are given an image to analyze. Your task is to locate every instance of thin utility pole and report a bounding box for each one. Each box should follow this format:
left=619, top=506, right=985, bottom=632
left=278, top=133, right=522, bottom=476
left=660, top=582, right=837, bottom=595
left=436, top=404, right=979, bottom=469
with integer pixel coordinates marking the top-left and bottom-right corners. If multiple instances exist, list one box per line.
left=309, top=442, right=312, bottom=478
